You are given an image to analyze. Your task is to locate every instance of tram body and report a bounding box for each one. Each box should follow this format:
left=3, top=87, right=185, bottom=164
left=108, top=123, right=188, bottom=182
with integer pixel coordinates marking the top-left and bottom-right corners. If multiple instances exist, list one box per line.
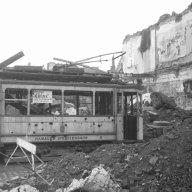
left=0, top=73, right=143, bottom=149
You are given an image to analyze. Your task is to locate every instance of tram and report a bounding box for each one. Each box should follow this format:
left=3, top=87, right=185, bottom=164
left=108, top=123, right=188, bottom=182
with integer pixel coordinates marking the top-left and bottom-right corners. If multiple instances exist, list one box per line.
left=0, top=52, right=144, bottom=159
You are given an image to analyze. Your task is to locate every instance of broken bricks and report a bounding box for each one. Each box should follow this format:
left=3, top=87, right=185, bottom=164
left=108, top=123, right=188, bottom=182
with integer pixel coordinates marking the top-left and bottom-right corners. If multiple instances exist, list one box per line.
left=57, top=166, right=121, bottom=192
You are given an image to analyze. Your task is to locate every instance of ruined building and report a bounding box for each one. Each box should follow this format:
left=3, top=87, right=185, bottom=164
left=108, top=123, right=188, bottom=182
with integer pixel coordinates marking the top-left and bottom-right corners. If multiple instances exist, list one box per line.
left=118, top=3, right=192, bottom=110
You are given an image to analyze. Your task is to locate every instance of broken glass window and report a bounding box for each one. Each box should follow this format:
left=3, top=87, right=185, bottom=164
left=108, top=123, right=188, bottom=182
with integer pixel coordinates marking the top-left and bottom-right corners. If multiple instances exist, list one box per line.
left=30, top=89, right=61, bottom=115
left=5, top=88, right=28, bottom=115
left=64, top=91, right=93, bottom=116
left=95, top=92, right=113, bottom=115
left=126, top=94, right=137, bottom=115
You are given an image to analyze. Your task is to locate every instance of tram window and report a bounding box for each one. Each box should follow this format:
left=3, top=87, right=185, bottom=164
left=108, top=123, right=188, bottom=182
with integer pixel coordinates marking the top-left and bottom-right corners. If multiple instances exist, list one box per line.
left=117, top=93, right=122, bottom=114
left=64, top=95, right=77, bottom=115
left=5, top=88, right=28, bottom=115
left=64, top=91, right=93, bottom=116
left=95, top=92, right=113, bottom=115
left=126, top=94, right=137, bottom=115
left=30, top=89, right=61, bottom=115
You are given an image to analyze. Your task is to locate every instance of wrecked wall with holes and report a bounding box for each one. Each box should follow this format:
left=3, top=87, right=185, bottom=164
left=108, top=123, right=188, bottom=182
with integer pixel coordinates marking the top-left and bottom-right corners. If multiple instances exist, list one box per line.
left=120, top=5, right=192, bottom=110
left=157, top=11, right=192, bottom=68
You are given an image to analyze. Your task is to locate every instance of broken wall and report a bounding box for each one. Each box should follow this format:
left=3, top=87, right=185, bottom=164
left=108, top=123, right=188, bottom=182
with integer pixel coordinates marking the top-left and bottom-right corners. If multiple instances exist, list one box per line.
left=120, top=5, right=192, bottom=110
left=157, top=10, right=192, bottom=68
left=122, top=28, right=156, bottom=74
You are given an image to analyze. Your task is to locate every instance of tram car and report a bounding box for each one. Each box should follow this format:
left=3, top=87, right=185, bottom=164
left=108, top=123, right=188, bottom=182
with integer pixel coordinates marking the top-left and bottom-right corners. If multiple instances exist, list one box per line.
left=0, top=52, right=144, bottom=159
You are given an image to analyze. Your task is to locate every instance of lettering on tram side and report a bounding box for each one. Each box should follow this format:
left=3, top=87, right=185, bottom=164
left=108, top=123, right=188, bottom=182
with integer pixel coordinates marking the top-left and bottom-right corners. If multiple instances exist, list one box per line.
left=34, top=136, right=52, bottom=141
left=57, top=135, right=88, bottom=141
left=34, top=135, right=88, bottom=142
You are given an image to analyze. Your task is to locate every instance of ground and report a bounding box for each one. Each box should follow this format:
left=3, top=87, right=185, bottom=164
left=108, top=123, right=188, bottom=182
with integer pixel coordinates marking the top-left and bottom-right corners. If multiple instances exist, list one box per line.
left=1, top=107, right=192, bottom=192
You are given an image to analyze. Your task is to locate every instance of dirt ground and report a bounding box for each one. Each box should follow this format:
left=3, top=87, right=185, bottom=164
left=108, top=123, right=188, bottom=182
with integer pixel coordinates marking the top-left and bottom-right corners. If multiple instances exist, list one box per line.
left=1, top=107, right=192, bottom=192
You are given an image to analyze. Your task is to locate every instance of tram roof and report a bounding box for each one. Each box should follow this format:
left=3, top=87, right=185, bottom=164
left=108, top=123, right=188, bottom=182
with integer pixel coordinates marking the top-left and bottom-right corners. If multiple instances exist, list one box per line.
left=0, top=68, right=144, bottom=91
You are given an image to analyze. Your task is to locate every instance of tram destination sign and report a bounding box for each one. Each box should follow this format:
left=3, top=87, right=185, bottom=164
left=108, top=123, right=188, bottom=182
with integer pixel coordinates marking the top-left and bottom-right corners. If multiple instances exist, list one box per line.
left=32, top=90, right=52, bottom=103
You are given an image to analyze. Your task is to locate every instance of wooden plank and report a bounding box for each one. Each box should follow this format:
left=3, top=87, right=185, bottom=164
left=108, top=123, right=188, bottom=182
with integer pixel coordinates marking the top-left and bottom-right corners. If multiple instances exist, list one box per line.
left=0, top=51, right=24, bottom=69
left=16, top=138, right=36, bottom=155
left=153, top=121, right=171, bottom=126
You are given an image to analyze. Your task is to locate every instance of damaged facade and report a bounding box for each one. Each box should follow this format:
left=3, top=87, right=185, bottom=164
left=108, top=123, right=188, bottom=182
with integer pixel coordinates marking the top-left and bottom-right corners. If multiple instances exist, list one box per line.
left=118, top=4, right=192, bottom=110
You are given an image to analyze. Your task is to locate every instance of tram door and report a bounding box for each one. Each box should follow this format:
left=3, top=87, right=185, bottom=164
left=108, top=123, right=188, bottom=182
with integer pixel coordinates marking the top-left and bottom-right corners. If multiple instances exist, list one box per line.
left=124, top=92, right=137, bottom=140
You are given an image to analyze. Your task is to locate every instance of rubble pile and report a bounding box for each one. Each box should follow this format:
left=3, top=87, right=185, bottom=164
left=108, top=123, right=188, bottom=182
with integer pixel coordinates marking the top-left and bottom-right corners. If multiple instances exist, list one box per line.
left=23, top=113, right=191, bottom=192
left=144, top=106, right=192, bottom=124
left=9, top=185, right=39, bottom=192
left=56, top=166, right=121, bottom=192
left=2, top=107, right=192, bottom=192
left=143, top=106, right=192, bottom=141
left=150, top=92, right=177, bottom=110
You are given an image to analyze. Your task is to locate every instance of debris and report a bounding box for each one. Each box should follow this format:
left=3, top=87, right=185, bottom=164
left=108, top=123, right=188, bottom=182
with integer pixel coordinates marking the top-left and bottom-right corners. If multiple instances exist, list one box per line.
left=10, top=176, right=19, bottom=181
left=149, top=156, right=158, bottom=165
left=0, top=190, right=8, bottom=192
left=58, top=166, right=121, bottom=192
left=9, top=185, right=39, bottom=192
left=165, top=133, right=176, bottom=140
left=61, top=178, right=85, bottom=192
left=125, top=155, right=132, bottom=162
left=142, top=166, right=155, bottom=175
left=153, top=121, right=171, bottom=126
left=27, top=176, right=36, bottom=186
left=0, top=182, right=4, bottom=188
left=4, top=107, right=192, bottom=192
left=150, top=92, right=177, bottom=110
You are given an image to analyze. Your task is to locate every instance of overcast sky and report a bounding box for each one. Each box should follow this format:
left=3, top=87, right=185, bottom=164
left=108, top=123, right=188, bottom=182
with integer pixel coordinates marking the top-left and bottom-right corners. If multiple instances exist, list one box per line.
left=0, top=0, right=191, bottom=71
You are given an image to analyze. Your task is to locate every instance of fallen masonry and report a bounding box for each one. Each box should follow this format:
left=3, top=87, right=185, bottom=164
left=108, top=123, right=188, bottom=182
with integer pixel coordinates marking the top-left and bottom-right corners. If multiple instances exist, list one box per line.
left=56, top=166, right=121, bottom=192
left=9, top=185, right=38, bottom=192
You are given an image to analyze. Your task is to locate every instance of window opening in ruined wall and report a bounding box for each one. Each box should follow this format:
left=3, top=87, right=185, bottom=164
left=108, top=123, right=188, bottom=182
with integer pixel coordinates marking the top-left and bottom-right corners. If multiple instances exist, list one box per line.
left=95, top=92, right=113, bottom=115
left=64, top=91, right=93, bottom=116
left=5, top=88, right=28, bottom=115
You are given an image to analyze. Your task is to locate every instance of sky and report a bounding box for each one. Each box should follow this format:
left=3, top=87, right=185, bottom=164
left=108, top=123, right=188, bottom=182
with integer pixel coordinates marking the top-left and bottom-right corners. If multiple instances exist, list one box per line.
left=0, top=0, right=191, bottom=71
